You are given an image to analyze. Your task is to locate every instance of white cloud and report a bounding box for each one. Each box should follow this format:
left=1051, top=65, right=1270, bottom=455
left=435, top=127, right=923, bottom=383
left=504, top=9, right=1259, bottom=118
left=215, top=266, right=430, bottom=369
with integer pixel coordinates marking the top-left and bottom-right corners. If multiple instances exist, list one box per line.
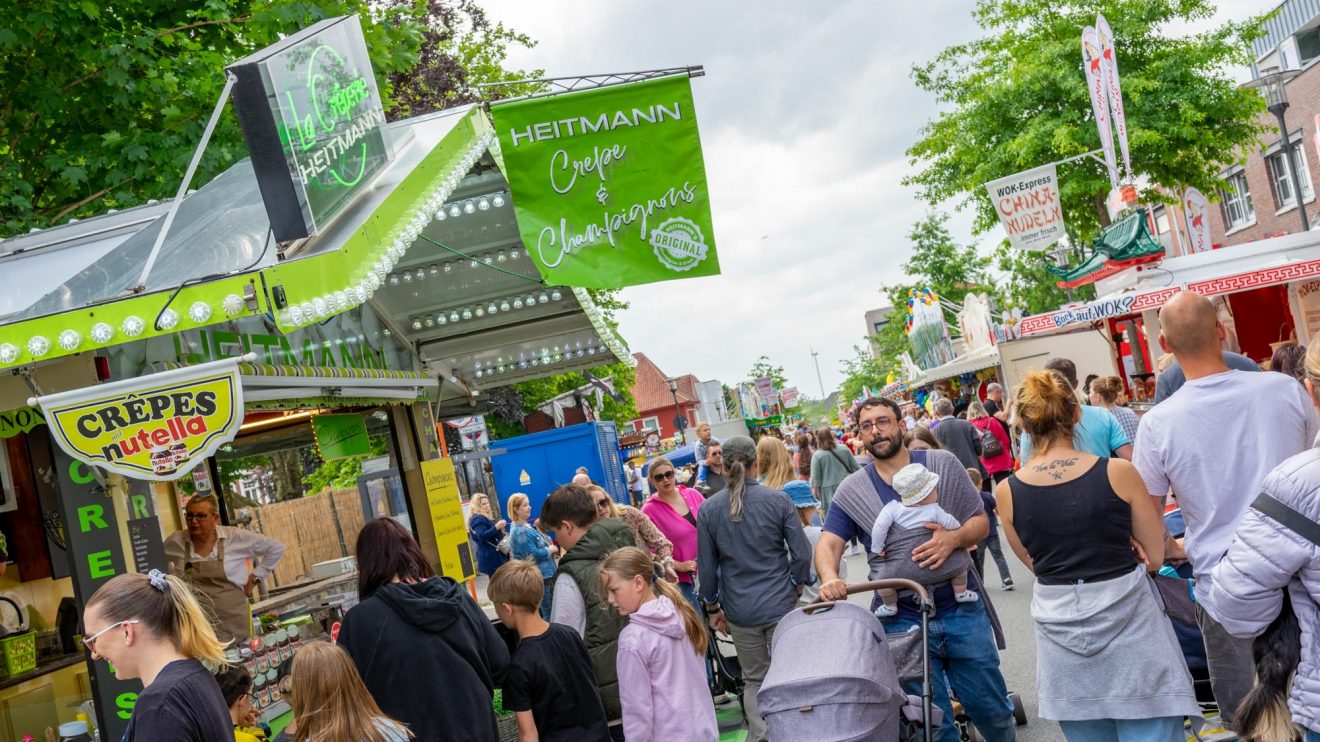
left=479, top=0, right=1277, bottom=396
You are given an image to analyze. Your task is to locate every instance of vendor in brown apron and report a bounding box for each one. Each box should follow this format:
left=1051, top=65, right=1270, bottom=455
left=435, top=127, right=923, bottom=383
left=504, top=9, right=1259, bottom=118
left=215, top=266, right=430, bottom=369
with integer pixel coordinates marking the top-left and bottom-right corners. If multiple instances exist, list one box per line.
left=164, top=494, right=287, bottom=644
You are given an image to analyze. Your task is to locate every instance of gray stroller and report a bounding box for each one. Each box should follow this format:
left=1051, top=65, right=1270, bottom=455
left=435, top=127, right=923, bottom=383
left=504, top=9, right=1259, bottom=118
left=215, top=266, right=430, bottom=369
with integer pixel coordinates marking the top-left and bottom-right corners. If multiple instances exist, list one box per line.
left=757, top=579, right=939, bottom=742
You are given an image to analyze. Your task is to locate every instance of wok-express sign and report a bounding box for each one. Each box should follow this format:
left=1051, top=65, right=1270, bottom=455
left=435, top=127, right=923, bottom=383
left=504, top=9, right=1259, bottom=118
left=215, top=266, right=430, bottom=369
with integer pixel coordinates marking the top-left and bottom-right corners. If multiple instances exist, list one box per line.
left=492, top=74, right=720, bottom=289
left=30, top=358, right=244, bottom=481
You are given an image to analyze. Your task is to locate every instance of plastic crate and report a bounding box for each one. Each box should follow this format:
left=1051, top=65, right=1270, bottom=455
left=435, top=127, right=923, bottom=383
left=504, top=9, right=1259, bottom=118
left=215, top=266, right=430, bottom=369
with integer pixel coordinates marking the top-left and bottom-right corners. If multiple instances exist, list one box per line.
left=0, top=631, right=36, bottom=678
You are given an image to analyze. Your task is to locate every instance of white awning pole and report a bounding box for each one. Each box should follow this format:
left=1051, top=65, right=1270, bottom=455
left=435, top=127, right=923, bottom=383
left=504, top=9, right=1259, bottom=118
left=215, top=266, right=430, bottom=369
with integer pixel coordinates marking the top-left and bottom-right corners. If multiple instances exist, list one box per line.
left=133, top=72, right=237, bottom=293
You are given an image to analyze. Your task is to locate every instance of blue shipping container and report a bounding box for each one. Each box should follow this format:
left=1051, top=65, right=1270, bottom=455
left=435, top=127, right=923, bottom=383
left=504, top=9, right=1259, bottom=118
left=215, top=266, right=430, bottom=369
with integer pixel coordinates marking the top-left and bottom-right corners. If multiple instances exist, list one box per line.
left=489, top=422, right=628, bottom=520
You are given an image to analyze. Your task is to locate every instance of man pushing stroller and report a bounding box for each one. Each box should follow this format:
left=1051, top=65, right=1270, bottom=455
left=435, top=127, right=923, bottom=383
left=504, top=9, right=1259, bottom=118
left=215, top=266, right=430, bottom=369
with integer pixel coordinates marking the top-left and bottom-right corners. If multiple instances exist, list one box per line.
left=816, top=397, right=1018, bottom=742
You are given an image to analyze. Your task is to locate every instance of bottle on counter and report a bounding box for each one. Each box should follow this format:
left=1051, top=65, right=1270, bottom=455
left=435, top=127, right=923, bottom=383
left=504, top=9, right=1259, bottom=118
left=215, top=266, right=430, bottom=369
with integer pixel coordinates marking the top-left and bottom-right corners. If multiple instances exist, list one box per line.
left=57, top=720, right=92, bottom=742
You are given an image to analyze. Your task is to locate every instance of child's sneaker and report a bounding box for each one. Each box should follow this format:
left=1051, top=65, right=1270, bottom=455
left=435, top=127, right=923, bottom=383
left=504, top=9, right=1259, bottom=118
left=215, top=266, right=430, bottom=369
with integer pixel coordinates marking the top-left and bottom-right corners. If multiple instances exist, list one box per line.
left=954, top=589, right=980, bottom=604
left=873, top=603, right=898, bottom=618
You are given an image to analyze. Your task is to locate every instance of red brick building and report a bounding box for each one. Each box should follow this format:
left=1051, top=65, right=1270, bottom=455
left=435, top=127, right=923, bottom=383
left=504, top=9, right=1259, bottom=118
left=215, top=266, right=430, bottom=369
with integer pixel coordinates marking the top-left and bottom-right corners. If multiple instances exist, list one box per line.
left=1208, top=5, right=1320, bottom=247
left=628, top=353, right=701, bottom=439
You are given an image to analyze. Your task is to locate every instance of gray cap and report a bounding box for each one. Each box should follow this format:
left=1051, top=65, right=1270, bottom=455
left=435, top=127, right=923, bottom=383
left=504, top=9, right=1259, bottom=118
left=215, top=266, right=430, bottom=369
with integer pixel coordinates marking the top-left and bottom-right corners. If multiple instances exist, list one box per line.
left=722, top=435, right=757, bottom=462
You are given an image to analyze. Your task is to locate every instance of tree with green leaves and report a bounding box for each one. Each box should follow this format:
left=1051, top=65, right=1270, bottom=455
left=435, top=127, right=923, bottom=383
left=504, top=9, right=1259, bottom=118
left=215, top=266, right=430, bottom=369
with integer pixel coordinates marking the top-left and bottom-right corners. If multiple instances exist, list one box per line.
left=850, top=212, right=992, bottom=387
left=748, top=356, right=788, bottom=389
left=0, top=1, right=536, bottom=235
left=906, top=0, right=1267, bottom=310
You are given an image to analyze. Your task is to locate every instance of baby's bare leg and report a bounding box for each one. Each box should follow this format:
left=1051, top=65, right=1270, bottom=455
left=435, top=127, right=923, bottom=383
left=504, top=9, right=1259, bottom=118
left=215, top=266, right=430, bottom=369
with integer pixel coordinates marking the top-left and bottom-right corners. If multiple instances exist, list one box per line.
left=879, top=587, right=897, bottom=607
left=951, top=571, right=968, bottom=594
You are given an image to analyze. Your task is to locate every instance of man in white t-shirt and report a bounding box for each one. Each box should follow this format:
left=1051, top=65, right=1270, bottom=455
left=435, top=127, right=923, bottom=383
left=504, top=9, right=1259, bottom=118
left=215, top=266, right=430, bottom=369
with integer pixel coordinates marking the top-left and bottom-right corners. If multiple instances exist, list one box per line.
left=1133, top=291, right=1319, bottom=728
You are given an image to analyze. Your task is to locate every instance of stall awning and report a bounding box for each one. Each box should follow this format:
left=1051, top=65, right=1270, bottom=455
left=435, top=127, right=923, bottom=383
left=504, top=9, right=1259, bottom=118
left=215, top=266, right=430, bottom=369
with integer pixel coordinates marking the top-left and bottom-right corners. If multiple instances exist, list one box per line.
left=1046, top=207, right=1166, bottom=289
left=239, top=363, right=438, bottom=407
left=910, top=345, right=1001, bottom=388
left=0, top=104, right=630, bottom=408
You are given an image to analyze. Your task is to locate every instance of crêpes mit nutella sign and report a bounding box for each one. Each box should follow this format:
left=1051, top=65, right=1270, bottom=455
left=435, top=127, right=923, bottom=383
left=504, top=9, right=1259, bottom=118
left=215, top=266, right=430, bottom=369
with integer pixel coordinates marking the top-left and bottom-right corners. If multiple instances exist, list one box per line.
left=491, top=74, right=720, bottom=289
left=32, top=357, right=244, bottom=481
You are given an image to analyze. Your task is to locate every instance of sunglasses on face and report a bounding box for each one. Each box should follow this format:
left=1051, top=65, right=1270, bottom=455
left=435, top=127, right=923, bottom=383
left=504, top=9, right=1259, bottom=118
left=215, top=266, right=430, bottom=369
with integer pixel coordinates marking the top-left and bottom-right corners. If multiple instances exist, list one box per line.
left=595, top=498, right=611, bottom=508
left=184, top=512, right=212, bottom=521
left=652, top=470, right=676, bottom=481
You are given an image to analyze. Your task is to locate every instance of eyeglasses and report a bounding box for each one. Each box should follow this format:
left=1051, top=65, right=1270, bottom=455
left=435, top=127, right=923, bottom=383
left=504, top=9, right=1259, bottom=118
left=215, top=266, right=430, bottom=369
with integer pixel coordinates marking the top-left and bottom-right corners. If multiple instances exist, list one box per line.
left=708, top=451, right=722, bottom=457
left=595, top=499, right=611, bottom=508
left=82, top=619, right=140, bottom=651
left=652, top=470, right=676, bottom=481
left=183, top=512, right=212, bottom=521
left=858, top=418, right=898, bottom=434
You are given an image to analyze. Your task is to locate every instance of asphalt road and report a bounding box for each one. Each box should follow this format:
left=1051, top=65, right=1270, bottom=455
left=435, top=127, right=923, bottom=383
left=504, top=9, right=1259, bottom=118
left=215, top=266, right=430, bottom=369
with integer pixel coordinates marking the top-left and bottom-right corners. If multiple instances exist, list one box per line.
left=841, top=534, right=1066, bottom=742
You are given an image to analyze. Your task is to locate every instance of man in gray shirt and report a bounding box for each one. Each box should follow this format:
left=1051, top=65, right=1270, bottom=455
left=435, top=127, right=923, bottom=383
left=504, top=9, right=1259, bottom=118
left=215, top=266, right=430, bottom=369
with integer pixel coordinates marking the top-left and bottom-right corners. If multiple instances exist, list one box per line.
left=930, top=397, right=985, bottom=480
left=697, top=436, right=812, bottom=742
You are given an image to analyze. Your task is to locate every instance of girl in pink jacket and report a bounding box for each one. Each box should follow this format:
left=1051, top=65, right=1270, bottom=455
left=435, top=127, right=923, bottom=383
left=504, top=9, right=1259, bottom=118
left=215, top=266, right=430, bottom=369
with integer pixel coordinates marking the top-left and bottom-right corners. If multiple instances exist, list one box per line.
left=599, top=547, right=718, bottom=742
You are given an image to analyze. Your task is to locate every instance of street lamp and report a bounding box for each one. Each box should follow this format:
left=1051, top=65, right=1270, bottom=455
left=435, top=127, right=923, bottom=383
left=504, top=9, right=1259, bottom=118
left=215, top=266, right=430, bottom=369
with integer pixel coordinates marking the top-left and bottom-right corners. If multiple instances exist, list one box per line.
left=1245, top=66, right=1309, bottom=232
left=666, top=377, right=687, bottom=440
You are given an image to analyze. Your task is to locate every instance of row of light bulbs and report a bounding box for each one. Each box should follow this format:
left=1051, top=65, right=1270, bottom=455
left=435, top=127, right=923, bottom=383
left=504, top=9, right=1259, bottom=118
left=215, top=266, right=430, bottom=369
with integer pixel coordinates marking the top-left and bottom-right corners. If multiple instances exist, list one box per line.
left=386, top=247, right=525, bottom=284
left=469, top=339, right=602, bottom=379
left=282, top=132, right=497, bottom=329
left=434, top=192, right=507, bottom=220
left=0, top=295, right=245, bottom=366
left=409, top=288, right=564, bottom=331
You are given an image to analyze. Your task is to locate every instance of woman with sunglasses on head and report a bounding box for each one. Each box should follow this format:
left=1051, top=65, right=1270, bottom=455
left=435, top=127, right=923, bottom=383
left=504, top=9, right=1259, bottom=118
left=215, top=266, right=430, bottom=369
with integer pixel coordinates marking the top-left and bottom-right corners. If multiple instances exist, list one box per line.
left=82, top=569, right=232, bottom=742
left=640, top=458, right=705, bottom=615
left=589, top=485, right=678, bottom=581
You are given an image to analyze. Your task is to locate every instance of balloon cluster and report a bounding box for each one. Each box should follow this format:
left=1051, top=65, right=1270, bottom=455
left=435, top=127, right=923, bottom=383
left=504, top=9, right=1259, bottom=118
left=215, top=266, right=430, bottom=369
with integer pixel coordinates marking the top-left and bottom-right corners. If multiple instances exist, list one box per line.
left=903, top=288, right=940, bottom=335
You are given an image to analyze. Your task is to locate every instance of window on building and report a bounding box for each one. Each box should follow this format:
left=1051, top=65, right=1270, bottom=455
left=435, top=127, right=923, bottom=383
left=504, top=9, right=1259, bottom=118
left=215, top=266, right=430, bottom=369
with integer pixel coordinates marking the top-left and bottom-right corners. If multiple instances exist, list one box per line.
left=1268, top=144, right=1314, bottom=208
left=1219, top=171, right=1255, bottom=228
left=640, top=416, right=660, bottom=431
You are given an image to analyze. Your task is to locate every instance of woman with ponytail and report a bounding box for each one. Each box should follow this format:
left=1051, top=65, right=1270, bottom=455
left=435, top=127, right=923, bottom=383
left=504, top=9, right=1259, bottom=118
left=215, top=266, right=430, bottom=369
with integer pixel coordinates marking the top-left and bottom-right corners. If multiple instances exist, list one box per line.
left=82, top=569, right=233, bottom=741
left=695, top=435, right=812, bottom=742
left=600, top=547, right=718, bottom=742
left=1210, top=336, right=1320, bottom=742
left=998, top=370, right=1199, bottom=740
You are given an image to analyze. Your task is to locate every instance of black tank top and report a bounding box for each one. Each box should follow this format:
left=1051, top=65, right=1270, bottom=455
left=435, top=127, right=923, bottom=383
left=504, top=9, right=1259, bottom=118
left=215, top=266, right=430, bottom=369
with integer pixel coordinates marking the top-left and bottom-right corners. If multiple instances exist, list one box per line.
left=1007, top=459, right=1138, bottom=585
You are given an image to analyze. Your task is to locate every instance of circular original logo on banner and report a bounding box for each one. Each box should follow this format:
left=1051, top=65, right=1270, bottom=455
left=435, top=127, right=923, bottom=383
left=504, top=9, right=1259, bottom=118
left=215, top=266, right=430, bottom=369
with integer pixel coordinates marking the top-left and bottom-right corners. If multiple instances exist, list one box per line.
left=649, top=217, right=709, bottom=272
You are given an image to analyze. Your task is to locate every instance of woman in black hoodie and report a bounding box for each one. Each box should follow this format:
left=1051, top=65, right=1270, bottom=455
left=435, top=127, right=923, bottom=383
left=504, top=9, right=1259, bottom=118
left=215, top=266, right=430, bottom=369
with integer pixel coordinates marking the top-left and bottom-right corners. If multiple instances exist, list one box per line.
left=339, top=518, right=511, bottom=742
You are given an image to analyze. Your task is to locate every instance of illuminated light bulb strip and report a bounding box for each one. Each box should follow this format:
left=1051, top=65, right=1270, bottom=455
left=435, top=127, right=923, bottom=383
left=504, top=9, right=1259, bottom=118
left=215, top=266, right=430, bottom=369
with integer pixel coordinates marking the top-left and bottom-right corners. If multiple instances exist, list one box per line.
left=283, top=130, right=498, bottom=329
left=466, top=336, right=605, bottom=380
left=385, top=245, right=524, bottom=286
left=571, top=287, right=633, bottom=366
left=432, top=191, right=510, bottom=222
left=406, top=287, right=561, bottom=334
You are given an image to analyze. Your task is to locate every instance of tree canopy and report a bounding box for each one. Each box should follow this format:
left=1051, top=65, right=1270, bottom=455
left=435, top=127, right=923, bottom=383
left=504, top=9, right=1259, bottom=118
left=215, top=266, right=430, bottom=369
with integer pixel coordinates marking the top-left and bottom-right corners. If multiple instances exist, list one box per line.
left=0, top=0, right=537, bottom=235
left=748, top=356, right=788, bottom=390
left=906, top=0, right=1267, bottom=245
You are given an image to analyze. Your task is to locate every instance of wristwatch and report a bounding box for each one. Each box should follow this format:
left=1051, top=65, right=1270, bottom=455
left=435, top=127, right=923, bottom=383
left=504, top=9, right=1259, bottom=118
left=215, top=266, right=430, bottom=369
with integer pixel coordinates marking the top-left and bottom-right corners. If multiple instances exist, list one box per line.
left=702, top=600, right=722, bottom=616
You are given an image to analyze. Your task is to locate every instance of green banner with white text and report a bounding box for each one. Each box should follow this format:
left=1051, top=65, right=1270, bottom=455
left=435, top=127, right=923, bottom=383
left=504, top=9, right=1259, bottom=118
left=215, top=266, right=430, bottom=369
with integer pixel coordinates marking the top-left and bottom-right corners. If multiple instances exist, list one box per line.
left=492, top=75, right=720, bottom=288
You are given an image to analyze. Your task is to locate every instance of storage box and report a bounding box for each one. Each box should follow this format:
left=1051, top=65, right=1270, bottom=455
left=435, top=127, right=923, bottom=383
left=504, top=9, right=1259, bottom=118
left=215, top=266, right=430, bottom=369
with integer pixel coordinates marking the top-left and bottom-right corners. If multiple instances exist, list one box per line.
left=0, top=631, right=37, bottom=678
left=310, top=557, right=357, bottom=581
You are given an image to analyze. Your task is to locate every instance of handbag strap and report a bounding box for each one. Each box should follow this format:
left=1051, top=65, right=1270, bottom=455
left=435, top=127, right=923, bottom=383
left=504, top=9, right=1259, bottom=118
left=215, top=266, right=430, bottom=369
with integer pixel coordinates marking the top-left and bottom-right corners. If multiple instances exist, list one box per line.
left=1251, top=493, right=1320, bottom=549
left=829, top=446, right=858, bottom=473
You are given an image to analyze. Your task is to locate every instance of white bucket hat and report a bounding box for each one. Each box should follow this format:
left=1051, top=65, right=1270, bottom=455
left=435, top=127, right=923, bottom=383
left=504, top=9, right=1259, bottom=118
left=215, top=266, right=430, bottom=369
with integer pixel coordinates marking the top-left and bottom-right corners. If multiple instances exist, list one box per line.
left=893, top=463, right=939, bottom=507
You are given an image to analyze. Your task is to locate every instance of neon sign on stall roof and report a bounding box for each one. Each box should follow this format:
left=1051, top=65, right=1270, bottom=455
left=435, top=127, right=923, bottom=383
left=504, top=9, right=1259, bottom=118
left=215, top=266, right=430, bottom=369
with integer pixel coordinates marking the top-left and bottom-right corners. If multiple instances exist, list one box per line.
left=229, top=14, right=392, bottom=241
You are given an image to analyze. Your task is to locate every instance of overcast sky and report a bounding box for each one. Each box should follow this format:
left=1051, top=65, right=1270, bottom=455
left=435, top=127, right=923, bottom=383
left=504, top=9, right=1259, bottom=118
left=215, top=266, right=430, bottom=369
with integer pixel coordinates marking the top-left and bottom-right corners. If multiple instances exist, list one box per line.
left=483, top=0, right=1274, bottom=398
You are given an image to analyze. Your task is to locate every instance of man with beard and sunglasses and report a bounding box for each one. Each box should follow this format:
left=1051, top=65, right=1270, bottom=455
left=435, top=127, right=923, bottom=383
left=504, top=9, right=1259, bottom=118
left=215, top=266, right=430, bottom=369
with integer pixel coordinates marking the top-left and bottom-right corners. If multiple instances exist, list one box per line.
left=816, top=397, right=1017, bottom=742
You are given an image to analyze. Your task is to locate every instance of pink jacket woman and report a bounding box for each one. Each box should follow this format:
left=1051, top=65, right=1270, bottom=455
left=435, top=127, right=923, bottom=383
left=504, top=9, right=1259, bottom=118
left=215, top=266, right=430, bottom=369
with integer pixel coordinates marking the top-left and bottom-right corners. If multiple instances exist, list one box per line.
left=641, top=483, right=704, bottom=586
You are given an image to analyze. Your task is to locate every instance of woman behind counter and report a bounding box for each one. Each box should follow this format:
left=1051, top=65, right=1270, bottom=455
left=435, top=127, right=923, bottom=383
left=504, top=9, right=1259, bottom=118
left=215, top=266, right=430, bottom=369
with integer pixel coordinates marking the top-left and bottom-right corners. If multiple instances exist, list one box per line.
left=163, top=494, right=286, bottom=643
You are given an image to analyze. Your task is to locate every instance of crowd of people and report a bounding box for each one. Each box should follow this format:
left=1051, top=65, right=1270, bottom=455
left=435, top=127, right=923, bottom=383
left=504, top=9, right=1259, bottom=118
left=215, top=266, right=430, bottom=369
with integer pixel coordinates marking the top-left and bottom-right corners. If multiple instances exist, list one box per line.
left=77, top=291, right=1320, bottom=742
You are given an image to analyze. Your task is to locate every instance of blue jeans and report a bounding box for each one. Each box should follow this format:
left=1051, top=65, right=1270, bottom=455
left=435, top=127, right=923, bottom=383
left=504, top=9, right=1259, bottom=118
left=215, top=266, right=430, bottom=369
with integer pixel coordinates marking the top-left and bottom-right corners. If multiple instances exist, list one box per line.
left=678, top=581, right=703, bottom=619
left=539, top=580, right=553, bottom=620
left=1307, top=729, right=1320, bottom=742
left=882, top=600, right=1016, bottom=742
left=1059, top=717, right=1182, bottom=741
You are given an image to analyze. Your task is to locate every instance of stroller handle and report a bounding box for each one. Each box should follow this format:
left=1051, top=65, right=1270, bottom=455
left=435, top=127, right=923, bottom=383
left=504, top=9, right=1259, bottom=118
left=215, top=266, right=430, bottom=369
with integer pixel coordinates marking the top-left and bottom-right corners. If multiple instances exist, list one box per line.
left=807, top=578, right=934, bottom=612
